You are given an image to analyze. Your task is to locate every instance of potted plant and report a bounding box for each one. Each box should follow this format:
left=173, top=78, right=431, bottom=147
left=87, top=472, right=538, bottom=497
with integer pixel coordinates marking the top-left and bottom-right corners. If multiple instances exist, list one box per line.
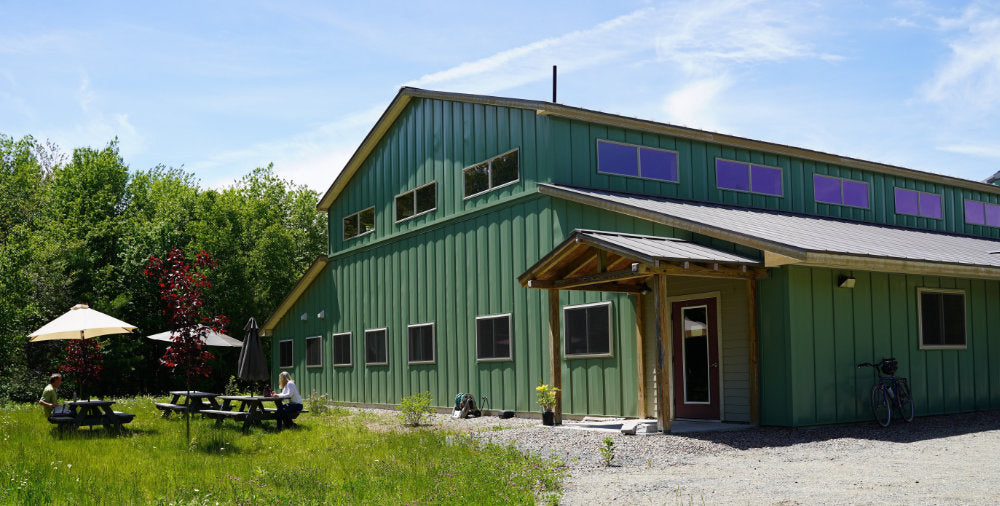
left=536, top=383, right=560, bottom=426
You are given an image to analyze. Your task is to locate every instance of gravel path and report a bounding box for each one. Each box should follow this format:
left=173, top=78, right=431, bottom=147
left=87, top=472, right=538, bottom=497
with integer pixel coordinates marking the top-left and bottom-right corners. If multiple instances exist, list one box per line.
left=468, top=411, right=1000, bottom=504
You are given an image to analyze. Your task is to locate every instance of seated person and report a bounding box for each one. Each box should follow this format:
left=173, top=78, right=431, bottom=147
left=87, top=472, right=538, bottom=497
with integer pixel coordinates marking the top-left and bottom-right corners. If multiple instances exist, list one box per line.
left=271, top=371, right=303, bottom=429
left=39, top=373, right=65, bottom=418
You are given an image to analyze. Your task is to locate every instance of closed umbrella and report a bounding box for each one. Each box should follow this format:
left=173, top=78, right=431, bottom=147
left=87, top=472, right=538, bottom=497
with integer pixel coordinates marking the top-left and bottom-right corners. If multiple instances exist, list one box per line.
left=146, top=325, right=243, bottom=347
left=237, top=317, right=269, bottom=383
left=29, top=303, right=137, bottom=342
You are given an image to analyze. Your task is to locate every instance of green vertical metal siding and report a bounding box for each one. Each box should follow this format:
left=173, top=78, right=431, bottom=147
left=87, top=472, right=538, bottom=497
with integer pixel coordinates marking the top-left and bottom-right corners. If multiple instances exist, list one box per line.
left=760, top=265, right=1000, bottom=426
left=549, top=117, right=1000, bottom=240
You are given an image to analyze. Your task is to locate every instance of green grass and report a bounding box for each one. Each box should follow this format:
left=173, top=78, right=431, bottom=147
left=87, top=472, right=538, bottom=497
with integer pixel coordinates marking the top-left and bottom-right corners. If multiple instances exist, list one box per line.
left=0, top=397, right=565, bottom=504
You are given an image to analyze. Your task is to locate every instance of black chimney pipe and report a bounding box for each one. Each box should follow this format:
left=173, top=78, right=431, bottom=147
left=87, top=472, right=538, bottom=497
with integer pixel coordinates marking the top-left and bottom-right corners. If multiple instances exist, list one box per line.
left=552, top=65, right=557, bottom=103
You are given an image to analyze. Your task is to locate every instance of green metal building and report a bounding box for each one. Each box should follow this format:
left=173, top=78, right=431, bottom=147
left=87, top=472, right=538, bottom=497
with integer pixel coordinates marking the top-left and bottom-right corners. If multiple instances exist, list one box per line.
left=264, top=88, right=1000, bottom=428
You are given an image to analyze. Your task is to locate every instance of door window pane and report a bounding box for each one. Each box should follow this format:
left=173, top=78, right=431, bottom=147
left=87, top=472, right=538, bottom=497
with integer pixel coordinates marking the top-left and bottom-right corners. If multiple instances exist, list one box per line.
left=682, top=307, right=709, bottom=403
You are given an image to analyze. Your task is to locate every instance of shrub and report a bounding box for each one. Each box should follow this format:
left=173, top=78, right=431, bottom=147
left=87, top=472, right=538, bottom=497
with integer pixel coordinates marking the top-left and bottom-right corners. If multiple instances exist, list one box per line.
left=600, top=437, right=615, bottom=467
left=399, top=391, right=434, bottom=427
left=224, top=375, right=241, bottom=396
left=535, top=383, right=559, bottom=412
left=305, top=390, right=331, bottom=415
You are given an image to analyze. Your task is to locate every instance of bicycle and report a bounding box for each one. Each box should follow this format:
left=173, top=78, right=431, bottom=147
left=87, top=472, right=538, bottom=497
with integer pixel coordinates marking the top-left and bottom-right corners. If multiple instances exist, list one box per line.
left=857, top=358, right=914, bottom=427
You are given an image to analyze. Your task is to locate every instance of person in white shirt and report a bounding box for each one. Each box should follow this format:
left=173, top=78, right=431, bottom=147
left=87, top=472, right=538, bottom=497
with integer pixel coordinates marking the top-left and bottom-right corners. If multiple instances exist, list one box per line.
left=272, top=371, right=303, bottom=429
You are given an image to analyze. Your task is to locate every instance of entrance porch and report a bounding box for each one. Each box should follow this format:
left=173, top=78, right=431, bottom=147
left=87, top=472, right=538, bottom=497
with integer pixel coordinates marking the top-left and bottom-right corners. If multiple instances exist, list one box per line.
left=518, top=229, right=766, bottom=431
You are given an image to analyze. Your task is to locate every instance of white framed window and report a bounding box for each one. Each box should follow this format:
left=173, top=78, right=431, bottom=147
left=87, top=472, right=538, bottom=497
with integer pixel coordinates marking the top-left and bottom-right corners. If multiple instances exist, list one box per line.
left=278, top=339, right=294, bottom=368
left=395, top=182, right=437, bottom=223
left=463, top=148, right=519, bottom=199
left=407, top=323, right=435, bottom=364
left=305, top=336, right=323, bottom=368
left=364, top=328, right=388, bottom=365
left=918, top=288, right=967, bottom=350
left=476, top=313, right=513, bottom=361
left=563, top=302, right=613, bottom=358
left=332, top=332, right=352, bottom=366
left=343, top=206, right=375, bottom=240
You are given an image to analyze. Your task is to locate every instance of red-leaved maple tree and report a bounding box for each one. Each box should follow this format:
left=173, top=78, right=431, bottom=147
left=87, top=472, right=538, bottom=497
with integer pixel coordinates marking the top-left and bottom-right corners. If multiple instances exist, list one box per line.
left=60, top=339, right=103, bottom=399
left=145, top=248, right=228, bottom=441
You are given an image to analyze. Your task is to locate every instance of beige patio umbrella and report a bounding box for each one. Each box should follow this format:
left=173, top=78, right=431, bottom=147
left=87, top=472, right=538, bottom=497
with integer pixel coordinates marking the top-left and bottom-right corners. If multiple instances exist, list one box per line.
left=28, top=303, right=137, bottom=342
left=146, top=325, right=243, bottom=347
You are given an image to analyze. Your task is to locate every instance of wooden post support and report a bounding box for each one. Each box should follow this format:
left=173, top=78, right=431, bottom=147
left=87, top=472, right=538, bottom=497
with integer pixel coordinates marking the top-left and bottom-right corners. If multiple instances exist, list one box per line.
left=634, top=293, right=647, bottom=419
left=547, top=289, right=562, bottom=425
left=746, top=278, right=760, bottom=425
left=654, top=274, right=671, bottom=432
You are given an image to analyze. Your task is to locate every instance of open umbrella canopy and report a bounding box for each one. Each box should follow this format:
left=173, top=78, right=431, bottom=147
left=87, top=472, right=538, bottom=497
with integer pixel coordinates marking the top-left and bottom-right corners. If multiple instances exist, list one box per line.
left=237, top=317, right=269, bottom=382
left=29, top=304, right=137, bottom=342
left=146, top=325, right=243, bottom=347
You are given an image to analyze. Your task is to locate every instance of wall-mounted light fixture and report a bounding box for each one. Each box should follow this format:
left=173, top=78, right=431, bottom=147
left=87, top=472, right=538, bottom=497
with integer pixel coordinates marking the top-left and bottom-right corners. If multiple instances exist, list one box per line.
left=838, top=275, right=856, bottom=289
left=316, top=310, right=326, bottom=320
left=300, top=312, right=308, bottom=321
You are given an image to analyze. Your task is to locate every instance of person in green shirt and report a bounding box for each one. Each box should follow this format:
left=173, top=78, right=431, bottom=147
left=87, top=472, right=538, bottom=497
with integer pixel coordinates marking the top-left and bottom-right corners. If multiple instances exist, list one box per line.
left=39, top=373, right=62, bottom=418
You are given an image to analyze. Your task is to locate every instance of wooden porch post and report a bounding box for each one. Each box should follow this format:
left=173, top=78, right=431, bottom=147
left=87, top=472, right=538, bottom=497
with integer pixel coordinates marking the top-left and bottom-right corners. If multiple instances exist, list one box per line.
left=746, top=278, right=760, bottom=425
left=547, top=289, right=562, bottom=424
left=634, top=293, right=647, bottom=419
left=654, top=274, right=671, bottom=432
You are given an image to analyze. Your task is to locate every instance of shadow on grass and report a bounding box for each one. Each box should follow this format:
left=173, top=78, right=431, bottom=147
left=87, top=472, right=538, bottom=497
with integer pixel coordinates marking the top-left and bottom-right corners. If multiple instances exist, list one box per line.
left=50, top=425, right=160, bottom=440
left=677, top=410, right=1000, bottom=450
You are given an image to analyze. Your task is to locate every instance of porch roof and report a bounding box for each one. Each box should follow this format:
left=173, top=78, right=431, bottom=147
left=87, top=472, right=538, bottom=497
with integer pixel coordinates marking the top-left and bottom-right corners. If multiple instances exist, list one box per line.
left=519, top=229, right=762, bottom=292
left=539, top=184, right=1000, bottom=280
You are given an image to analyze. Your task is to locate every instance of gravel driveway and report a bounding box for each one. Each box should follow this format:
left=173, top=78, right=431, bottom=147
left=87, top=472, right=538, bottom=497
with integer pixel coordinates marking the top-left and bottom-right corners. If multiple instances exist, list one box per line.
left=471, top=411, right=1000, bottom=504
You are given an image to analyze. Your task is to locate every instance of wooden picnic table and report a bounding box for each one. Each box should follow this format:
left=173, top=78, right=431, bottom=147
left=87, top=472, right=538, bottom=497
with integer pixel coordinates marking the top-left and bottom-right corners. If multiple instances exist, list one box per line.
left=48, top=399, right=134, bottom=431
left=201, top=395, right=305, bottom=432
left=155, top=391, right=220, bottom=418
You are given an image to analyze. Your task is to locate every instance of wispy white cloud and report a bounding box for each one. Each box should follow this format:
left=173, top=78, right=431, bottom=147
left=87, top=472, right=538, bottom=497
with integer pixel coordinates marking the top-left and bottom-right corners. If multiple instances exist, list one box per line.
left=661, top=75, right=733, bottom=129
left=921, top=5, right=1000, bottom=111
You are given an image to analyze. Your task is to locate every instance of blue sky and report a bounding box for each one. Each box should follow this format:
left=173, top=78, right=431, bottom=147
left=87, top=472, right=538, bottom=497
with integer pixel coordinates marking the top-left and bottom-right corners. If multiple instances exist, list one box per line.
left=2, top=0, right=1000, bottom=191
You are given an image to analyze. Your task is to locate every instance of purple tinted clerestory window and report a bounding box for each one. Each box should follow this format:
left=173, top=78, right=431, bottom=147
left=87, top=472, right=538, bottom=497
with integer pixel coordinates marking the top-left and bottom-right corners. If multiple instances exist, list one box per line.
left=813, top=175, right=842, bottom=204
left=965, top=200, right=986, bottom=225
left=895, top=188, right=920, bottom=216
left=639, top=147, right=679, bottom=182
left=842, top=180, right=869, bottom=208
left=987, top=204, right=1000, bottom=227
left=597, top=140, right=638, bottom=176
left=750, top=165, right=782, bottom=196
left=716, top=159, right=750, bottom=191
left=919, top=193, right=942, bottom=219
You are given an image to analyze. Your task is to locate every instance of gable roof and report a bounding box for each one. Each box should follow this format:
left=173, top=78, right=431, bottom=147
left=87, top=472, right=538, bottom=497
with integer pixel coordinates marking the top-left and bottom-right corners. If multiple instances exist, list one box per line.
left=317, top=87, right=1000, bottom=212
left=540, top=183, right=1000, bottom=280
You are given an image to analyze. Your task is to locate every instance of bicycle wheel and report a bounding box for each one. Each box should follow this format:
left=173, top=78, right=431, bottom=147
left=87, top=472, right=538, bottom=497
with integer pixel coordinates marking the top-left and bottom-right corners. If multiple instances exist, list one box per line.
left=895, top=380, right=914, bottom=423
left=870, top=385, right=891, bottom=427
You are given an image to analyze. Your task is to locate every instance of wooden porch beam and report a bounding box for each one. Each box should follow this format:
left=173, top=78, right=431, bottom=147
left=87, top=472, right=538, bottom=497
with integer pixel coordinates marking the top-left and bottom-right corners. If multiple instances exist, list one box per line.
left=746, top=279, right=760, bottom=425
left=528, top=263, right=652, bottom=290
left=659, top=263, right=765, bottom=280
left=635, top=293, right=647, bottom=419
left=655, top=274, right=671, bottom=432
left=547, top=289, right=562, bottom=425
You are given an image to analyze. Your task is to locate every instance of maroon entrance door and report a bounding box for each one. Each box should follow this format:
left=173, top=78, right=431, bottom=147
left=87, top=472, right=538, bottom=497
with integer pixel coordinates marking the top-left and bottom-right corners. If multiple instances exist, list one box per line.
left=671, top=297, right=721, bottom=419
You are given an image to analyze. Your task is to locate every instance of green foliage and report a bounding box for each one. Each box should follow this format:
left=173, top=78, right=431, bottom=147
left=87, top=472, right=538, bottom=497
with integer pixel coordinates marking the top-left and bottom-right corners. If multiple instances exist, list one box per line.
left=305, top=390, right=332, bottom=415
left=536, top=383, right=560, bottom=411
left=399, top=391, right=434, bottom=427
left=0, top=134, right=327, bottom=401
left=600, top=436, right=615, bottom=467
left=0, top=398, right=565, bottom=504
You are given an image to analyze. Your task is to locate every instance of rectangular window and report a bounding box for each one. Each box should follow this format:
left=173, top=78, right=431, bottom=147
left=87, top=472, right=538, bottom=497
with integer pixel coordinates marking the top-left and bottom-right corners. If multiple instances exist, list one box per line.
left=895, top=188, right=942, bottom=219
left=364, top=328, right=387, bottom=365
left=476, top=314, right=512, bottom=361
left=395, top=182, right=437, bottom=223
left=305, top=336, right=322, bottom=368
left=278, top=339, right=293, bottom=368
left=596, top=139, right=679, bottom=183
left=715, top=158, right=783, bottom=196
left=564, top=302, right=612, bottom=357
left=813, top=174, right=871, bottom=209
left=964, top=199, right=1000, bottom=227
left=463, top=149, right=519, bottom=198
left=343, top=206, right=376, bottom=240
left=918, top=289, right=967, bottom=349
left=332, top=332, right=352, bottom=366
left=407, top=323, right=435, bottom=363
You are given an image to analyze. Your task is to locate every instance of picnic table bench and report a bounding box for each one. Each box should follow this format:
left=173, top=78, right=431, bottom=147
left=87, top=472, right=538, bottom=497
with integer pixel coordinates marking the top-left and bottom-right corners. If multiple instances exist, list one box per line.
left=48, top=399, right=134, bottom=432
left=202, top=395, right=307, bottom=432
left=155, top=391, right=220, bottom=418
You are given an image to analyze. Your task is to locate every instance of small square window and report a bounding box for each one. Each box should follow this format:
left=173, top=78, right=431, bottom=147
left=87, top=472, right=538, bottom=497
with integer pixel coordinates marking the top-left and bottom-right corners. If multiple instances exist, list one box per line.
left=395, top=192, right=415, bottom=222
left=814, top=175, right=842, bottom=205
left=305, top=336, right=323, bottom=368
left=638, top=147, right=679, bottom=182
left=842, top=180, right=869, bottom=208
left=365, top=329, right=387, bottom=365
left=407, top=323, right=435, bottom=363
left=332, top=332, right=352, bottom=366
left=750, top=164, right=782, bottom=196
left=988, top=204, right=1000, bottom=227
left=476, top=314, right=512, bottom=361
left=716, top=159, right=750, bottom=192
left=919, top=193, right=942, bottom=219
left=463, top=163, right=489, bottom=197
left=895, top=188, right=941, bottom=219
left=278, top=339, right=293, bottom=368
left=416, top=183, right=436, bottom=214
left=564, top=302, right=612, bottom=357
left=344, top=206, right=375, bottom=240
left=918, top=289, right=966, bottom=349
left=965, top=200, right=986, bottom=225
left=597, top=140, right=639, bottom=177
left=463, top=149, right=519, bottom=198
